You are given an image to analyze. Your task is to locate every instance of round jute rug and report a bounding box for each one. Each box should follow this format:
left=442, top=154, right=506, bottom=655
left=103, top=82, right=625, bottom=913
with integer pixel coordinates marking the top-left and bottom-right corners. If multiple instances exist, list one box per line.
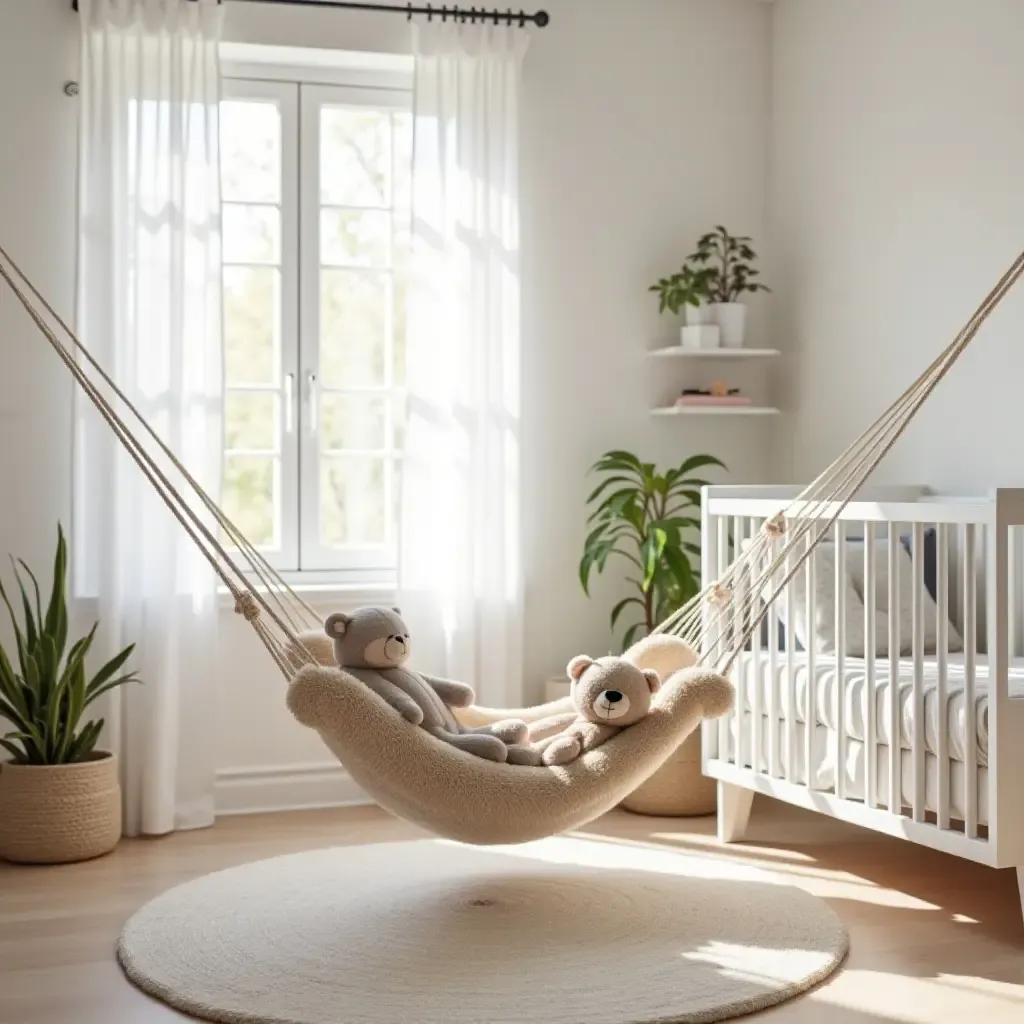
left=118, top=836, right=847, bottom=1024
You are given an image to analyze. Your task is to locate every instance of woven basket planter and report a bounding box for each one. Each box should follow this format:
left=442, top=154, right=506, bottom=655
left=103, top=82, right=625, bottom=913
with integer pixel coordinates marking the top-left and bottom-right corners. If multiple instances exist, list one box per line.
left=0, top=751, right=122, bottom=864
left=620, top=728, right=716, bottom=817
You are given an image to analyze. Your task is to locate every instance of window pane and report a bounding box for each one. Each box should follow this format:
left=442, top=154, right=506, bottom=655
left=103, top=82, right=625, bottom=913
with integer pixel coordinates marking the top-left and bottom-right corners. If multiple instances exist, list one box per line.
left=320, top=208, right=390, bottom=268
left=320, top=394, right=386, bottom=451
left=392, top=395, right=406, bottom=450
left=221, top=100, right=280, bottom=203
left=223, top=456, right=277, bottom=548
left=320, top=107, right=391, bottom=206
left=320, top=270, right=388, bottom=388
left=225, top=392, right=278, bottom=451
left=224, top=266, right=279, bottom=386
left=321, top=457, right=385, bottom=547
left=392, top=240, right=409, bottom=387
left=392, top=110, right=413, bottom=216
left=224, top=203, right=280, bottom=264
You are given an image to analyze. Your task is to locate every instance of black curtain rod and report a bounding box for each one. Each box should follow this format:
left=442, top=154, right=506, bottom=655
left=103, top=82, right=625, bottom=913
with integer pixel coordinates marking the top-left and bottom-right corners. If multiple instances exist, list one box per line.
left=71, top=0, right=549, bottom=28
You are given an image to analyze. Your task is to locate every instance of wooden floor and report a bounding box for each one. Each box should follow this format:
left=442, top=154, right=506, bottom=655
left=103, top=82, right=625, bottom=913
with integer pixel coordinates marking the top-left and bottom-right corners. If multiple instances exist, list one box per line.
left=1, top=796, right=1023, bottom=1023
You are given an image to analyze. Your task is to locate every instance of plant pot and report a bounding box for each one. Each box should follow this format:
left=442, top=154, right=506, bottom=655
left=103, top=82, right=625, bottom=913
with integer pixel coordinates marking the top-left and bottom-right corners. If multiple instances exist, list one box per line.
left=620, top=729, right=717, bottom=817
left=680, top=324, right=720, bottom=350
left=684, top=302, right=713, bottom=326
left=0, top=751, right=122, bottom=864
left=709, top=302, right=747, bottom=347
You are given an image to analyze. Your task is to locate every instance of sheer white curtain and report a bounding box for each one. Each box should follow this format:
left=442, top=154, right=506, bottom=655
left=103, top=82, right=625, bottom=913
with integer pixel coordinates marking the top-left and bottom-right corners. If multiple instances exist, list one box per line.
left=397, top=23, right=528, bottom=708
left=74, top=0, right=224, bottom=835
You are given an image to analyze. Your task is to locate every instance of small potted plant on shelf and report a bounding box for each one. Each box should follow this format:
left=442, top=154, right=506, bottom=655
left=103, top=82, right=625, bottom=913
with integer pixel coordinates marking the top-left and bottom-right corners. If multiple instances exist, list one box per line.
left=578, top=449, right=726, bottom=817
left=687, top=224, right=770, bottom=348
left=648, top=264, right=719, bottom=349
left=0, top=524, right=141, bottom=864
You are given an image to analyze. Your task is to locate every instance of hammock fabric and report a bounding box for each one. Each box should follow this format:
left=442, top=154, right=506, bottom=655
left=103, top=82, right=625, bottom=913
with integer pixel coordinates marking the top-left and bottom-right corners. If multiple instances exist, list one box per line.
left=1, top=241, right=1021, bottom=842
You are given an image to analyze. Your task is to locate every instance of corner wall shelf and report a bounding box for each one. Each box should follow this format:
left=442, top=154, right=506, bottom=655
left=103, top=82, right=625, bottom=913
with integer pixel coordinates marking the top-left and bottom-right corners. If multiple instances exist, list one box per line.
left=646, top=346, right=780, bottom=359
left=650, top=405, right=780, bottom=417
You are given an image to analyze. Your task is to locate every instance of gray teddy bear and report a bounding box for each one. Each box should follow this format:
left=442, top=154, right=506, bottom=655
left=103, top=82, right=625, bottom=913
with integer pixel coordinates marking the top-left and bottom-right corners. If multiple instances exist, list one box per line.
left=325, top=606, right=539, bottom=764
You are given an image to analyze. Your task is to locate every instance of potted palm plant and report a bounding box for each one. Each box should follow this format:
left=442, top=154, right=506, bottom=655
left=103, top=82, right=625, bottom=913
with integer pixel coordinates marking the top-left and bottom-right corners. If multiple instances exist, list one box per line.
left=0, top=524, right=140, bottom=864
left=687, top=225, right=770, bottom=347
left=578, top=449, right=726, bottom=818
left=579, top=449, right=725, bottom=650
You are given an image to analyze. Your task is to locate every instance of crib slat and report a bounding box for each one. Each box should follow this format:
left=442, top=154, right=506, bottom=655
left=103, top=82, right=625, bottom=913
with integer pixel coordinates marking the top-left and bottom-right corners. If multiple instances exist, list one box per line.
left=1009, top=526, right=1018, bottom=660
left=888, top=522, right=901, bottom=815
left=936, top=523, right=950, bottom=830
left=805, top=525, right=817, bottom=791
left=911, top=522, right=925, bottom=822
left=733, top=516, right=748, bottom=770
left=717, top=515, right=730, bottom=764
left=963, top=523, right=978, bottom=839
left=864, top=520, right=877, bottom=809
left=785, top=534, right=796, bottom=783
left=750, top=517, right=763, bottom=775
left=767, top=526, right=780, bottom=778
left=835, top=520, right=847, bottom=800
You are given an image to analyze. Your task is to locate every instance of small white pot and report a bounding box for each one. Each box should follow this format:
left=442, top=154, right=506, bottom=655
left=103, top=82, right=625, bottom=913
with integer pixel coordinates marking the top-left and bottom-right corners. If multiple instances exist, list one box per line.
left=680, top=324, right=720, bottom=350
left=710, top=302, right=747, bottom=347
left=684, top=302, right=713, bottom=326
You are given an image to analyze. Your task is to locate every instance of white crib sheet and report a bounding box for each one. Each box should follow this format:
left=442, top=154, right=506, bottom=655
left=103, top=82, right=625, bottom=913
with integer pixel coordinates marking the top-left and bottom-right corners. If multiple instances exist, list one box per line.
left=721, top=713, right=991, bottom=825
left=730, top=651, right=1024, bottom=768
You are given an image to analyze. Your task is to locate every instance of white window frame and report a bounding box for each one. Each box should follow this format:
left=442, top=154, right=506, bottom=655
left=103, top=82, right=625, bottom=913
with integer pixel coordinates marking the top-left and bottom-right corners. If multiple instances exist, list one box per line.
left=220, top=59, right=412, bottom=587
left=221, top=76, right=301, bottom=571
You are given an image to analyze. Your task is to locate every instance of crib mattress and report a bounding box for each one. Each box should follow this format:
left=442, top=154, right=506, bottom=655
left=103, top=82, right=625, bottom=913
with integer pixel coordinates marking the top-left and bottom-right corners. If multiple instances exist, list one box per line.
left=721, top=713, right=991, bottom=825
left=730, top=651, right=1024, bottom=768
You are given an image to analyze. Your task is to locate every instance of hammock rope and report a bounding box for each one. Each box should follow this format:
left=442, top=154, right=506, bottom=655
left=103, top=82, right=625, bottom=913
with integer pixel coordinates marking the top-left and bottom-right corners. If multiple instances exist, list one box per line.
left=656, top=248, right=1024, bottom=672
left=0, top=245, right=320, bottom=677
left=1, top=241, right=1022, bottom=684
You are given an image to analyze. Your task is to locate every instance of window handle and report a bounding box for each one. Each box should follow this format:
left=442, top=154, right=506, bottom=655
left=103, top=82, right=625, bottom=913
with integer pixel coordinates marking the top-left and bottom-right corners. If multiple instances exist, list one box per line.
left=307, top=372, right=318, bottom=432
left=283, top=372, right=295, bottom=433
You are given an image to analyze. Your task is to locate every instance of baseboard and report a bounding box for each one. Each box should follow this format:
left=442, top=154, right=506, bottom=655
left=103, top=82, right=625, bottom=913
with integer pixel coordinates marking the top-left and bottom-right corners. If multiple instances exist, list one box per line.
left=215, top=761, right=374, bottom=816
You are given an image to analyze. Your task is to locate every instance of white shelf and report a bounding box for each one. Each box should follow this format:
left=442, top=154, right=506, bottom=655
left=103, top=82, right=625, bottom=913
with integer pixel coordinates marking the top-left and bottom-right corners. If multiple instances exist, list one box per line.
left=647, top=346, right=780, bottom=359
left=651, top=405, right=780, bottom=417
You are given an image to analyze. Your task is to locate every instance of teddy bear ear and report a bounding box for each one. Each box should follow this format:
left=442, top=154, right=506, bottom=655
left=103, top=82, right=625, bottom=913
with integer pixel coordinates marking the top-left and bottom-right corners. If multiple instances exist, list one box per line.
left=566, top=655, right=594, bottom=682
left=642, top=668, right=662, bottom=693
left=324, top=612, right=352, bottom=638
left=391, top=606, right=402, bottom=616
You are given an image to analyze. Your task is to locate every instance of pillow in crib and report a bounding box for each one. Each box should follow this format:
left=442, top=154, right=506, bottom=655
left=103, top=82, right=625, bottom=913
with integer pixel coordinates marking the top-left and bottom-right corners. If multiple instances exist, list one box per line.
left=774, top=542, right=866, bottom=655
left=844, top=535, right=964, bottom=654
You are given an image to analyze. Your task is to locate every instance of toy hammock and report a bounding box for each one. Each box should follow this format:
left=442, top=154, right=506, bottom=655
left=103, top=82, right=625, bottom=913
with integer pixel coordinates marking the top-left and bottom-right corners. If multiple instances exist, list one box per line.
left=1, top=241, right=1021, bottom=844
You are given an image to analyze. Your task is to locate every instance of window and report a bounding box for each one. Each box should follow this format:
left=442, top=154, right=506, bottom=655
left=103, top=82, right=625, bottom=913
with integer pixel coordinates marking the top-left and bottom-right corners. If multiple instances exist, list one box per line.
left=219, top=76, right=412, bottom=580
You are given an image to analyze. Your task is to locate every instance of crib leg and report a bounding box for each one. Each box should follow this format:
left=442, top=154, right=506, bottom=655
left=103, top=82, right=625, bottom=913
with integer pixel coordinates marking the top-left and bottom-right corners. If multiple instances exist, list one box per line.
left=718, top=781, right=754, bottom=843
left=1016, top=866, right=1024, bottom=928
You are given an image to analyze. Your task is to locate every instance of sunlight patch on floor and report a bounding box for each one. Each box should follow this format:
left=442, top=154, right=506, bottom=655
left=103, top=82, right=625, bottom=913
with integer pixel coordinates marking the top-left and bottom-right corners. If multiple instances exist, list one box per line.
left=802, top=969, right=1024, bottom=1022
left=648, top=829, right=817, bottom=862
left=479, top=834, right=775, bottom=883
left=568, top=830, right=940, bottom=912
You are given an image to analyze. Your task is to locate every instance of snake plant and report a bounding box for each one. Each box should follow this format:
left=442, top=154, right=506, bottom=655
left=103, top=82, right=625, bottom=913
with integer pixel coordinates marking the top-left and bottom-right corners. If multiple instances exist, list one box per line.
left=0, top=524, right=140, bottom=765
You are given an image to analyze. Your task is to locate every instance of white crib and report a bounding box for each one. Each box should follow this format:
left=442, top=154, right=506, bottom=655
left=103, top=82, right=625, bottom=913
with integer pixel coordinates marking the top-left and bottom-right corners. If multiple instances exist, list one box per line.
left=699, top=484, right=1024, bottom=915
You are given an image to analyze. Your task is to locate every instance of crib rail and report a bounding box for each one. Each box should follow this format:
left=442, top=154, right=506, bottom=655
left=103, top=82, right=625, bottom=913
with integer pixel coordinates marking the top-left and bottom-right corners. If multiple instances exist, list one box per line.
left=700, top=486, right=1024, bottom=868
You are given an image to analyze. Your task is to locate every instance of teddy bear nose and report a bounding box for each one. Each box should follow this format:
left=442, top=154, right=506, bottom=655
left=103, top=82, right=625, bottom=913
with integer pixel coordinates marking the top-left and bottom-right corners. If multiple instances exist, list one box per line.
left=604, top=690, right=623, bottom=703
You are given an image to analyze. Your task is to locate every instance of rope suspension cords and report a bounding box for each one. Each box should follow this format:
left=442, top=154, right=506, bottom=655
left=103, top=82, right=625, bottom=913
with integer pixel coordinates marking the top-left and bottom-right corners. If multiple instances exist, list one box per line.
left=2, top=242, right=1024, bottom=684
left=652, top=247, right=1024, bottom=675
left=0, top=243, right=324, bottom=680
left=70, top=0, right=551, bottom=30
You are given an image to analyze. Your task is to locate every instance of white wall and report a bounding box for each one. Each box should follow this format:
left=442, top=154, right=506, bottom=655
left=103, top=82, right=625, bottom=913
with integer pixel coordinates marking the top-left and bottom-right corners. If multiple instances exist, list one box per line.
left=769, top=0, right=1024, bottom=489
left=0, top=0, right=774, bottom=813
left=519, top=0, right=773, bottom=692
left=0, top=1, right=78, bottom=578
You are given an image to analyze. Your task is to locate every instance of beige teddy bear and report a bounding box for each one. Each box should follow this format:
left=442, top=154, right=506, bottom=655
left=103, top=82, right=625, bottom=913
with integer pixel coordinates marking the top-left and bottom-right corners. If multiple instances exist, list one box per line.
left=528, top=654, right=662, bottom=766
left=324, top=606, right=539, bottom=764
